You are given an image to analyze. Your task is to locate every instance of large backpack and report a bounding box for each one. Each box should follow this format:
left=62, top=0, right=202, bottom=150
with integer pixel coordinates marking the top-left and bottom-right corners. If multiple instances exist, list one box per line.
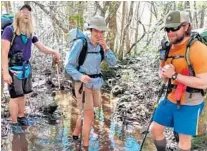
left=64, top=28, right=104, bottom=80
left=1, top=14, right=16, bottom=53
left=1, top=14, right=14, bottom=35
left=185, top=29, right=207, bottom=76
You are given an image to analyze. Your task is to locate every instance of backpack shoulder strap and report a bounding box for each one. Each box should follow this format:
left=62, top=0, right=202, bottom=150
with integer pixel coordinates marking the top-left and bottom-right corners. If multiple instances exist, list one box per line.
left=185, top=36, right=198, bottom=76
left=11, top=31, right=16, bottom=46
left=8, top=26, right=16, bottom=58
left=77, top=38, right=87, bottom=70
left=100, top=45, right=104, bottom=61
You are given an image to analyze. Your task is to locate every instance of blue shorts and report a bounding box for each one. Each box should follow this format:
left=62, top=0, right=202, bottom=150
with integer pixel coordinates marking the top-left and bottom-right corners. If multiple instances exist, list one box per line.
left=153, top=98, right=204, bottom=136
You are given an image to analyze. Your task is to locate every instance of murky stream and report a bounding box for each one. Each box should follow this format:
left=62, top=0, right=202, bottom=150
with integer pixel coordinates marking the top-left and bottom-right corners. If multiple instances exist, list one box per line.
left=1, top=91, right=156, bottom=151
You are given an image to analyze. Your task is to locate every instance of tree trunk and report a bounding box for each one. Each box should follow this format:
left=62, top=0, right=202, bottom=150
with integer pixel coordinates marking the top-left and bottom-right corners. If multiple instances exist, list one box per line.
left=106, top=2, right=121, bottom=51
left=4, top=1, right=12, bottom=13
left=193, top=1, right=198, bottom=29
left=198, top=94, right=207, bottom=135
left=134, top=2, right=140, bottom=55
left=199, top=3, right=205, bottom=28
left=118, top=1, right=126, bottom=60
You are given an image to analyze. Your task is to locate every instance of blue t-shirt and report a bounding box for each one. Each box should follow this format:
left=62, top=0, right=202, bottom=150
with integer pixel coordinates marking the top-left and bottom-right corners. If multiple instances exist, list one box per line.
left=2, top=25, right=39, bottom=61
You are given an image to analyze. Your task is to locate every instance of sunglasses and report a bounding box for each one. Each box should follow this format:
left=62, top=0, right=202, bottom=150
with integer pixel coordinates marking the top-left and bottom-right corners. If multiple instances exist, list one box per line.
left=164, top=24, right=183, bottom=33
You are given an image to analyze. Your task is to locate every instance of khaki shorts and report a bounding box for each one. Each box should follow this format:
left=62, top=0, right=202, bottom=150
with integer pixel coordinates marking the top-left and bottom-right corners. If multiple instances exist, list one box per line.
left=74, top=82, right=102, bottom=110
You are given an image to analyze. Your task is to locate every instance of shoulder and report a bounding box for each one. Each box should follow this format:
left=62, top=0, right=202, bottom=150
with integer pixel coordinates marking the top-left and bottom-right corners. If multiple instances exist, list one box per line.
left=190, top=41, right=207, bottom=55
left=2, top=25, right=14, bottom=41
left=189, top=41, right=207, bottom=62
left=74, top=38, right=85, bottom=46
left=2, top=25, right=13, bottom=35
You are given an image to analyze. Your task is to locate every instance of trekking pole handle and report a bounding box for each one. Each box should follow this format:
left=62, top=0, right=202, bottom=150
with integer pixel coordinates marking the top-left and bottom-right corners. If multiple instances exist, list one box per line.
left=158, top=83, right=166, bottom=98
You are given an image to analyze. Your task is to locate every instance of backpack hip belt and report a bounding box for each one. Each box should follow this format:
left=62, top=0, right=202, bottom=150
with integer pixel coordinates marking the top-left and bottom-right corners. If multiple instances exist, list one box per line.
left=168, top=84, right=204, bottom=96
left=87, top=73, right=102, bottom=78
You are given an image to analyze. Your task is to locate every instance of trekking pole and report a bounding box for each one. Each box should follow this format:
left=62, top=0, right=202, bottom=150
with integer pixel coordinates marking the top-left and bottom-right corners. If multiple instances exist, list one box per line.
left=79, top=85, right=85, bottom=151
left=139, top=83, right=166, bottom=151
left=56, top=63, right=61, bottom=90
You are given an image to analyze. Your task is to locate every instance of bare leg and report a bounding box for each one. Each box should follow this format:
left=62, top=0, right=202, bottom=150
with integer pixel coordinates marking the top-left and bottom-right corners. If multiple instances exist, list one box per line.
left=73, top=109, right=94, bottom=147
left=73, top=116, right=81, bottom=136
left=82, top=109, right=94, bottom=147
left=178, top=134, right=191, bottom=150
left=18, top=96, right=26, bottom=117
left=150, top=121, right=166, bottom=151
left=9, top=97, right=23, bottom=123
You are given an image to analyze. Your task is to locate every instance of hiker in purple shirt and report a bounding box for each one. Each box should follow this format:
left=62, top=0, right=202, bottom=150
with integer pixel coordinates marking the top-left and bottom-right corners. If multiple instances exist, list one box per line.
left=1, top=4, right=60, bottom=134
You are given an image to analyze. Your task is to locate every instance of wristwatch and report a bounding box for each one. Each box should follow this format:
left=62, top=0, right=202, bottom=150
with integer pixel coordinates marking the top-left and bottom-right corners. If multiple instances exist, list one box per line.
left=172, top=72, right=178, bottom=80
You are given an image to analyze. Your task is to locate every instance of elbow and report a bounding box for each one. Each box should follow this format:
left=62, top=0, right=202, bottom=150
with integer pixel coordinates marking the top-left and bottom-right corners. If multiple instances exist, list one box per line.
left=197, top=81, right=207, bottom=89
left=110, top=59, right=117, bottom=66
left=201, top=84, right=207, bottom=89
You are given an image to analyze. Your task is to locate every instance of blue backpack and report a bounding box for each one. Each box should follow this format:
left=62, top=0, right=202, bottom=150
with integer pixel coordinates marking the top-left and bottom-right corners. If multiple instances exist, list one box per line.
left=1, top=14, right=16, bottom=48
left=1, top=14, right=14, bottom=35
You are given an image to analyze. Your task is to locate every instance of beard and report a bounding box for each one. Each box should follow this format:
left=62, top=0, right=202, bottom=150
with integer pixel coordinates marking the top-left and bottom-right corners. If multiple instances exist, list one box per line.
left=169, top=32, right=185, bottom=45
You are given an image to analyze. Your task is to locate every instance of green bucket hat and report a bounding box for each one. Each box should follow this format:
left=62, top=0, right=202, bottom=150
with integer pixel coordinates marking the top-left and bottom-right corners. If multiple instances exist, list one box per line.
left=165, top=11, right=189, bottom=28
left=87, top=16, right=107, bottom=31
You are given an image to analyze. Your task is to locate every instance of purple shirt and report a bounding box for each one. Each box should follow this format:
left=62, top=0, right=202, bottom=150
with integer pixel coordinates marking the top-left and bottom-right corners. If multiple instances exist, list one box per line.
left=2, top=25, right=38, bottom=61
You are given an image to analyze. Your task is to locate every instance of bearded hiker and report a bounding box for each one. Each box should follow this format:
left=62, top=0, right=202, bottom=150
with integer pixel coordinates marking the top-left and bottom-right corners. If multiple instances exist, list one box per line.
left=150, top=10, right=207, bottom=151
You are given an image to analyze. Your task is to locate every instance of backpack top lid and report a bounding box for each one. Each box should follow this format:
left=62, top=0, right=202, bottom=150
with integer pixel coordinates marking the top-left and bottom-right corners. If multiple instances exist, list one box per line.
left=1, top=14, right=14, bottom=31
left=191, top=28, right=207, bottom=40
left=68, top=28, right=86, bottom=43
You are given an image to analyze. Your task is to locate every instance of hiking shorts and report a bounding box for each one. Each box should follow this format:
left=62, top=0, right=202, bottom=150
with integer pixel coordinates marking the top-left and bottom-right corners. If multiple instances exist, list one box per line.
left=153, top=98, right=204, bottom=136
left=8, top=71, right=32, bottom=98
left=74, top=82, right=102, bottom=111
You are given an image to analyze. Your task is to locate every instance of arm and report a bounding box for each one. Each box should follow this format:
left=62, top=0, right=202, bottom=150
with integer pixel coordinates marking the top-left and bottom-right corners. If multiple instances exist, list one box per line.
left=1, top=39, right=12, bottom=84
left=104, top=49, right=117, bottom=66
left=1, top=27, right=13, bottom=84
left=2, top=40, right=10, bottom=74
left=33, top=41, right=60, bottom=62
left=65, top=39, right=85, bottom=81
left=176, top=42, right=207, bottom=89
left=98, top=38, right=117, bottom=66
left=176, top=73, right=207, bottom=89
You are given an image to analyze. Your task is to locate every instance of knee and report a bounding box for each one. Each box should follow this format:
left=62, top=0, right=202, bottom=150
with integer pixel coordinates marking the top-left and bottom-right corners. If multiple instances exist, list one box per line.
left=149, top=122, right=164, bottom=139
left=84, top=110, right=94, bottom=120
left=178, top=137, right=191, bottom=150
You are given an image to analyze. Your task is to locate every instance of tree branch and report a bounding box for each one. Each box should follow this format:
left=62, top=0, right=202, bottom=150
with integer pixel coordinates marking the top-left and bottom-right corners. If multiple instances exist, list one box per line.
left=126, top=20, right=146, bottom=54
left=32, top=1, right=68, bottom=33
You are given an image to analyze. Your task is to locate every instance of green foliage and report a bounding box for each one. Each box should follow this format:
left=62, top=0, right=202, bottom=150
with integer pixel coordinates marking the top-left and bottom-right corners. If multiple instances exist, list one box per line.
left=177, top=2, right=184, bottom=10
left=100, top=61, right=109, bottom=71
left=70, top=14, right=84, bottom=28
left=192, top=135, right=207, bottom=149
left=1, top=2, right=4, bottom=8
left=197, top=1, right=207, bottom=9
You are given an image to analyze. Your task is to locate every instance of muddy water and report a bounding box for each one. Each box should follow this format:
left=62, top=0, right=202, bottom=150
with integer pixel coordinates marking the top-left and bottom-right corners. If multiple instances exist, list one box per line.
left=1, top=91, right=156, bottom=151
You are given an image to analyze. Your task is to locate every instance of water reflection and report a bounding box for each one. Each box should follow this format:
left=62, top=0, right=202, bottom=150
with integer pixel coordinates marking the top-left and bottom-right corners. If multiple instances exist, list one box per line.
left=12, top=133, right=28, bottom=151
left=1, top=92, right=155, bottom=151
